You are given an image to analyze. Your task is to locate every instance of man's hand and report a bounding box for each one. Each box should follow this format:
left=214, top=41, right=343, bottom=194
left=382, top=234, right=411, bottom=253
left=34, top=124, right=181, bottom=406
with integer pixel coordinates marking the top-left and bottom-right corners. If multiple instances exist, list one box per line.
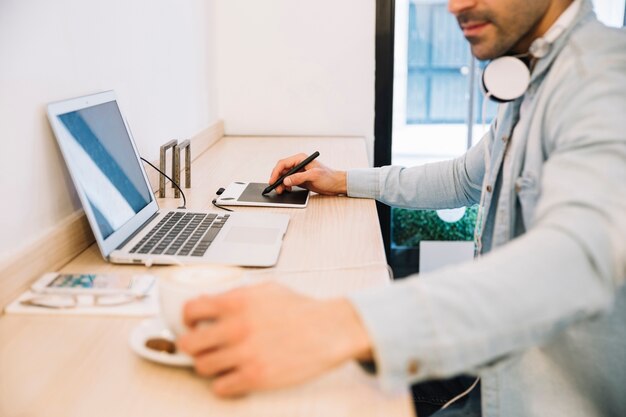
left=178, top=282, right=372, bottom=397
left=268, top=153, right=347, bottom=195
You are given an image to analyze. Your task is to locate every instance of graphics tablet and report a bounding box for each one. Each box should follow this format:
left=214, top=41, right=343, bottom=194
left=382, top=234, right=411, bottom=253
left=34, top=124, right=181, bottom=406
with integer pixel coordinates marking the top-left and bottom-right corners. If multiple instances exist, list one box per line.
left=215, top=182, right=309, bottom=208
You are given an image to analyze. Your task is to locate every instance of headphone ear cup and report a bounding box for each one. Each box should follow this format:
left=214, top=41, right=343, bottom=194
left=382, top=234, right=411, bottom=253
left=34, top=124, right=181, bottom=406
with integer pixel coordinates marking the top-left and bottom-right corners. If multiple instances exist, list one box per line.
left=482, top=56, right=530, bottom=103
left=481, top=71, right=502, bottom=103
left=481, top=72, right=509, bottom=104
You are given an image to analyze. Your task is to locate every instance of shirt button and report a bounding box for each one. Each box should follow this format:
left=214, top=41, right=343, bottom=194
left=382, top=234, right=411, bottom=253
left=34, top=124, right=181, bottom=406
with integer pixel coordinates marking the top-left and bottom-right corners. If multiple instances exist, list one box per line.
left=486, top=185, right=493, bottom=193
left=501, top=135, right=509, bottom=143
left=407, top=359, right=419, bottom=376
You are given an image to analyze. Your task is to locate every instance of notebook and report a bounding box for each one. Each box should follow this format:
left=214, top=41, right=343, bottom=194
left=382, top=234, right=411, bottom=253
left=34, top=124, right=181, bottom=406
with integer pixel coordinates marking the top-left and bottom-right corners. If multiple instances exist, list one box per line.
left=47, top=91, right=289, bottom=267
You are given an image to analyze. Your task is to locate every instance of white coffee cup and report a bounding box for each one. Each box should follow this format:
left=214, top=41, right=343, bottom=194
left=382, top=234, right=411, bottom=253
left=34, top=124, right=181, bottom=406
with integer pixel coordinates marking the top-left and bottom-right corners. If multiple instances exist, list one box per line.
left=158, top=265, right=245, bottom=337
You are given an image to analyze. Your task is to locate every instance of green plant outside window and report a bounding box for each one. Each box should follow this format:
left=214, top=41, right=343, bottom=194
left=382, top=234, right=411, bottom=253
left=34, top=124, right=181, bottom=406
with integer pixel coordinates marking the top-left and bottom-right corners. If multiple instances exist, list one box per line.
left=392, top=205, right=478, bottom=247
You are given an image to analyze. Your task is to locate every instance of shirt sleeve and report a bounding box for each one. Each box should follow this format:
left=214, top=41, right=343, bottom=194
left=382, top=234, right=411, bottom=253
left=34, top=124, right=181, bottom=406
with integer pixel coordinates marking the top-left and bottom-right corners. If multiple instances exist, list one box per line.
left=347, top=39, right=626, bottom=391
left=346, top=135, right=486, bottom=209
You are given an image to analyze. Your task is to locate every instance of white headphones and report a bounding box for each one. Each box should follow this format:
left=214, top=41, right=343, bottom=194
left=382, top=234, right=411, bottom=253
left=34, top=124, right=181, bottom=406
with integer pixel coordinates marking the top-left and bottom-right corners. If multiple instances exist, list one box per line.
left=481, top=0, right=580, bottom=102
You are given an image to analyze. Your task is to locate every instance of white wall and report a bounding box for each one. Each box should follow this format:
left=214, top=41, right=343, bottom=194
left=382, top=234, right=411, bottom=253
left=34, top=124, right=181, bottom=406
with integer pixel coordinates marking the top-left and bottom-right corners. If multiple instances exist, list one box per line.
left=0, top=0, right=376, bottom=265
left=215, top=0, right=376, bottom=150
left=0, top=0, right=218, bottom=263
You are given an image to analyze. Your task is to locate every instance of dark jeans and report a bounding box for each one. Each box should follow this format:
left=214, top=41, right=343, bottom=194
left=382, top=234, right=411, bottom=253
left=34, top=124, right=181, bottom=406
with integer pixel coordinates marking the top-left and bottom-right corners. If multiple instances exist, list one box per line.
left=411, top=376, right=481, bottom=417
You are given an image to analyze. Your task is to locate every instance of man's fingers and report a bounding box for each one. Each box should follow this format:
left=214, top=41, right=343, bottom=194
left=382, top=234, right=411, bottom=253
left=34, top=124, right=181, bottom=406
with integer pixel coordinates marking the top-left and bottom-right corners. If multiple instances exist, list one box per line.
left=192, top=346, right=244, bottom=378
left=178, top=318, right=246, bottom=356
left=268, top=153, right=308, bottom=184
left=183, top=295, right=222, bottom=327
left=212, top=368, right=253, bottom=397
left=274, top=184, right=291, bottom=194
left=183, top=292, right=243, bottom=327
left=284, top=171, right=314, bottom=188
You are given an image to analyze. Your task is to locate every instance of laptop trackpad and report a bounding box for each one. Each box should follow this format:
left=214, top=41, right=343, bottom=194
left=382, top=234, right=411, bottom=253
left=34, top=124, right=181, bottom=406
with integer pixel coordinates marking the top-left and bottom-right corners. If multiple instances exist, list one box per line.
left=224, top=227, right=279, bottom=245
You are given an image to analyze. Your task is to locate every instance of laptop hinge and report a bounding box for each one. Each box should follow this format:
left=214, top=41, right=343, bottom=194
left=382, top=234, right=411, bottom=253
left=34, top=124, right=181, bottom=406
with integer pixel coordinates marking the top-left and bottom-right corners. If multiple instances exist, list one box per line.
left=114, top=212, right=161, bottom=251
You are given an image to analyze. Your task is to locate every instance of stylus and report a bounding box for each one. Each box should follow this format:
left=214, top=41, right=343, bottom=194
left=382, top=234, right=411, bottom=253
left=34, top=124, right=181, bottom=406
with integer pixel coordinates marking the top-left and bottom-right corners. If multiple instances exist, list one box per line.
left=262, top=151, right=320, bottom=195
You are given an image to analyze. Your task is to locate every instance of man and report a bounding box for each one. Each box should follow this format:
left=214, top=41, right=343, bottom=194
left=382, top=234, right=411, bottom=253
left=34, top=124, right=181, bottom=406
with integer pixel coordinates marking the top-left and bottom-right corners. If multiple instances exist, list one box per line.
left=178, top=0, right=626, bottom=416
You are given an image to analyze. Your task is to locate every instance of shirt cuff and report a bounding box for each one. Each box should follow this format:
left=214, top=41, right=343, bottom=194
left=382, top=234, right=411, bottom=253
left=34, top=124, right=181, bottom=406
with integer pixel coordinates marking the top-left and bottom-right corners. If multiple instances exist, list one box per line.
left=347, top=281, right=442, bottom=392
left=347, top=168, right=381, bottom=199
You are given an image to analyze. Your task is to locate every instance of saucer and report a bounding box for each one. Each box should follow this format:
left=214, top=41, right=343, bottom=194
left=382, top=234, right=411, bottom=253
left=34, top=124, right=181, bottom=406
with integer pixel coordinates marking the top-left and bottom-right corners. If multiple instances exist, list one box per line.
left=129, top=318, right=193, bottom=367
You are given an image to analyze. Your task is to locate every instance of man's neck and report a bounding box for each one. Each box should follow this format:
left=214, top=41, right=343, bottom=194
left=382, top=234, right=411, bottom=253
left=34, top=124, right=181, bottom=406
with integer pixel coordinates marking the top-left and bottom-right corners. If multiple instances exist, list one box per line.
left=511, top=0, right=574, bottom=54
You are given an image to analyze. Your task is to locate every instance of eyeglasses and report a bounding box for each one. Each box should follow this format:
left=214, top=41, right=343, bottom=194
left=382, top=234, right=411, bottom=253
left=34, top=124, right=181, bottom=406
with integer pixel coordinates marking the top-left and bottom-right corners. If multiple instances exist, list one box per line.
left=20, top=293, right=147, bottom=309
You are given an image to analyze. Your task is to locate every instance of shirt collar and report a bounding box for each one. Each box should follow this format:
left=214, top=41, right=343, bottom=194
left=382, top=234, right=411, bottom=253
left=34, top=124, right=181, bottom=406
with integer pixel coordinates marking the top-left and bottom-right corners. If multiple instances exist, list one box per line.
left=529, top=0, right=595, bottom=84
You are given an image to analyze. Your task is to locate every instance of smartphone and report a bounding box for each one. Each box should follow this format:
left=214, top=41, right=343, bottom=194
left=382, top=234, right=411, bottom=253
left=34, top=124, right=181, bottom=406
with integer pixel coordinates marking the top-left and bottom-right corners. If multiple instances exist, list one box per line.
left=31, top=272, right=155, bottom=296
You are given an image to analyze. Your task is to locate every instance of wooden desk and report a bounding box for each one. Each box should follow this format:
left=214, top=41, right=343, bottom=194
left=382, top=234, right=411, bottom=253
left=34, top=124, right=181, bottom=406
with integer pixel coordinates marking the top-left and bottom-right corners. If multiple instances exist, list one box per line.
left=0, top=136, right=414, bottom=417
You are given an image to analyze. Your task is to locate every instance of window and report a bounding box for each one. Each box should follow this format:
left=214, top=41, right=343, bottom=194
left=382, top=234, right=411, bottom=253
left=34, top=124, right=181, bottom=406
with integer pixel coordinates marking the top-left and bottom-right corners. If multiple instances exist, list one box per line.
left=375, top=0, right=626, bottom=277
left=406, top=2, right=493, bottom=124
left=390, top=0, right=490, bottom=276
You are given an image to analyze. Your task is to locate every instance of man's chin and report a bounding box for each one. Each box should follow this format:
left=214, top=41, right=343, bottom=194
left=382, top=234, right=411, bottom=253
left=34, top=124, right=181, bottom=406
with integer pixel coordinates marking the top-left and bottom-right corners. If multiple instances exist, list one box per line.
left=469, top=44, right=503, bottom=61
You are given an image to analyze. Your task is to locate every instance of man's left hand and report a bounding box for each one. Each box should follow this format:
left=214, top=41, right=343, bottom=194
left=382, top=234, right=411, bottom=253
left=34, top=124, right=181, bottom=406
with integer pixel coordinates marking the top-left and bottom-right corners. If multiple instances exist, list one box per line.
left=178, top=282, right=372, bottom=397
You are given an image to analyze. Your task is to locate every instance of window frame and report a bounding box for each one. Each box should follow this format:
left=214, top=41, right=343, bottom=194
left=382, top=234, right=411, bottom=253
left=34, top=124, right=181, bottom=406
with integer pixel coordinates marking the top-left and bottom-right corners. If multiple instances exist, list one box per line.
left=374, top=0, right=395, bottom=259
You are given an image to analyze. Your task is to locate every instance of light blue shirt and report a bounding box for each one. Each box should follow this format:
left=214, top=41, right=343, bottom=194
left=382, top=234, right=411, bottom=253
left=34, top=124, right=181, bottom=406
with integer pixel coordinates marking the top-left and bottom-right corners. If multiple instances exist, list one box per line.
left=347, top=2, right=626, bottom=416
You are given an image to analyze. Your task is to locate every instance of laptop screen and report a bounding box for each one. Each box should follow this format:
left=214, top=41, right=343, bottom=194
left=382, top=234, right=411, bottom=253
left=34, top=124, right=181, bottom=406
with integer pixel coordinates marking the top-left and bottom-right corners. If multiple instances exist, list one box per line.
left=56, top=101, right=153, bottom=239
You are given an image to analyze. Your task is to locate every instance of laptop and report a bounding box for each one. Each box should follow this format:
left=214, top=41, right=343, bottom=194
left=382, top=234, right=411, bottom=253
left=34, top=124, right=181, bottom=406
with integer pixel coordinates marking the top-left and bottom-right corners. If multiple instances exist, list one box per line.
left=47, top=91, right=290, bottom=267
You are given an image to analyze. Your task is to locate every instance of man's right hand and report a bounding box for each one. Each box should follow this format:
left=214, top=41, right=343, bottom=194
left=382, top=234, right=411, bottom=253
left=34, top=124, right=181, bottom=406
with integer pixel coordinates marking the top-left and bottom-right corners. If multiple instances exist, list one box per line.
left=268, top=153, right=347, bottom=195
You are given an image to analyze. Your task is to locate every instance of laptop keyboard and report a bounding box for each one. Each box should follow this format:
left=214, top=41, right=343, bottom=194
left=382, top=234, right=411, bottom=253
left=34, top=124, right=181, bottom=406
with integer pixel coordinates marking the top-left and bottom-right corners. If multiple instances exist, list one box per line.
left=129, top=212, right=230, bottom=257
